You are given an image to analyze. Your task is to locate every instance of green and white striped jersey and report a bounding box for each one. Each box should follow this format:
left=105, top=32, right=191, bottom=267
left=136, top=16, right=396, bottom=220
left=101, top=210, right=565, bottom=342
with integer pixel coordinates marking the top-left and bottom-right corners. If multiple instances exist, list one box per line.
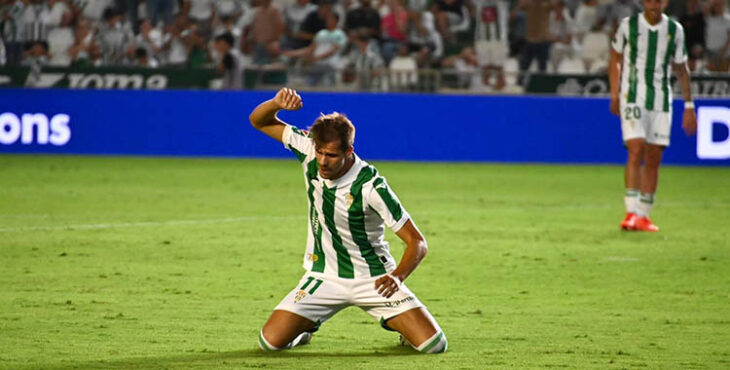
left=474, top=0, right=509, bottom=43
left=612, top=13, right=688, bottom=112
left=282, top=125, right=410, bottom=279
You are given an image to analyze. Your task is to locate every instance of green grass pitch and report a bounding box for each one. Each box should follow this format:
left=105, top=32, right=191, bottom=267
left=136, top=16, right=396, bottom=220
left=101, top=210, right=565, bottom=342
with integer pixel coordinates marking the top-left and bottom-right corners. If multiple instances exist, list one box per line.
left=1, top=154, right=729, bottom=369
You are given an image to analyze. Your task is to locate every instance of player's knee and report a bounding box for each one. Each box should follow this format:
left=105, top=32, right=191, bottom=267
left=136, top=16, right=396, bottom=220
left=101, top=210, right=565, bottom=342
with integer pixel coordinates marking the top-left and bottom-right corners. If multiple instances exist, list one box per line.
left=627, top=148, right=643, bottom=162
left=258, top=330, right=282, bottom=352
left=415, top=331, right=448, bottom=354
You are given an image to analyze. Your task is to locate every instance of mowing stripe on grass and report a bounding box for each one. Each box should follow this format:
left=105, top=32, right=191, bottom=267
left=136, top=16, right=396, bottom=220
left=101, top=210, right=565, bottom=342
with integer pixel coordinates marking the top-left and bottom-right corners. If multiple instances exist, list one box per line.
left=0, top=215, right=300, bottom=233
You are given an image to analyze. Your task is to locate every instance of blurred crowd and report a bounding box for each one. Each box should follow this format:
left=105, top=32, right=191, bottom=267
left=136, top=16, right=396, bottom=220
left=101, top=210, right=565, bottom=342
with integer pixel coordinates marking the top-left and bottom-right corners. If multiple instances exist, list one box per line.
left=1, top=0, right=729, bottom=89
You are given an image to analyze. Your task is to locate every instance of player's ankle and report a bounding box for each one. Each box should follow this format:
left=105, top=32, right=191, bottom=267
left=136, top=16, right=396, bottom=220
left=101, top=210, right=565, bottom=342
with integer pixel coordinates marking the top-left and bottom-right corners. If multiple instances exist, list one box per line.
left=414, top=331, right=448, bottom=354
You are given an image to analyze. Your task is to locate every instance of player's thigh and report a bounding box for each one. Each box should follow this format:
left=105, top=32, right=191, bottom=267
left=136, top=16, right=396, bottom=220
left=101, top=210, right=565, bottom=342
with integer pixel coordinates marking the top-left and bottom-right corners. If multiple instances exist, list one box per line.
left=385, top=307, right=441, bottom=347
left=621, top=101, right=648, bottom=143
left=265, top=273, right=348, bottom=346
left=352, top=278, right=438, bottom=345
left=644, top=110, right=671, bottom=147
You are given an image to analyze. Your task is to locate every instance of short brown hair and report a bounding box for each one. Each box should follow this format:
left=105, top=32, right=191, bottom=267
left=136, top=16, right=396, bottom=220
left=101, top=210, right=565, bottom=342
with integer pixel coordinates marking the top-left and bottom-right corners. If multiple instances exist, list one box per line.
left=310, top=112, right=355, bottom=153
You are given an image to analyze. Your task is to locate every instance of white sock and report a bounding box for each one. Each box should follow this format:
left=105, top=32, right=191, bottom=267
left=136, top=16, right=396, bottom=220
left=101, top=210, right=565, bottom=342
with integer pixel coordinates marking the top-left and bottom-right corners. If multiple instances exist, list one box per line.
left=637, top=193, right=655, bottom=218
left=624, top=189, right=639, bottom=214
left=258, top=331, right=311, bottom=351
left=414, top=331, right=448, bottom=354
left=258, top=331, right=281, bottom=351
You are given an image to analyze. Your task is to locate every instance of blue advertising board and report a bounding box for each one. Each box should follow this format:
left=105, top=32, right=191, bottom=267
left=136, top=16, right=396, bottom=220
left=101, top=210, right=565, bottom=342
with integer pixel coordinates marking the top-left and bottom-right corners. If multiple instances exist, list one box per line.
left=1, top=89, right=728, bottom=165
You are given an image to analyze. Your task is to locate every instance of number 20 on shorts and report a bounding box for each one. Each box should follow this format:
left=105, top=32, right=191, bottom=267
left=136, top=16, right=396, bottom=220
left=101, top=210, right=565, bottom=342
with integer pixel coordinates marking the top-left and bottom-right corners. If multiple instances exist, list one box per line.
left=624, top=105, right=642, bottom=121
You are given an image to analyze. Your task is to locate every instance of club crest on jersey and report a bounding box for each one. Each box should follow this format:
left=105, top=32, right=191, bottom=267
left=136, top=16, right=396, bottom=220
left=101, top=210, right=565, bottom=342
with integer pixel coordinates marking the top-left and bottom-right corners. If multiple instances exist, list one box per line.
left=294, top=290, right=307, bottom=303
left=346, top=193, right=354, bottom=208
left=308, top=253, right=319, bottom=262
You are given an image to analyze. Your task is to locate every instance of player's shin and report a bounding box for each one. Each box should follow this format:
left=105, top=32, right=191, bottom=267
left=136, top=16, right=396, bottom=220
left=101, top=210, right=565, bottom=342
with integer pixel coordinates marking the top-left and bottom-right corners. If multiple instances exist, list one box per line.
left=637, top=193, right=655, bottom=217
left=624, top=189, right=639, bottom=214
left=413, top=331, right=448, bottom=354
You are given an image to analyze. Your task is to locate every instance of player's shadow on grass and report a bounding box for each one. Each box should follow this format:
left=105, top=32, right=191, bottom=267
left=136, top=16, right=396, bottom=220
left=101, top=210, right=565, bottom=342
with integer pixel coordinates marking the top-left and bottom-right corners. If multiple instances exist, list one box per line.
left=46, top=346, right=421, bottom=369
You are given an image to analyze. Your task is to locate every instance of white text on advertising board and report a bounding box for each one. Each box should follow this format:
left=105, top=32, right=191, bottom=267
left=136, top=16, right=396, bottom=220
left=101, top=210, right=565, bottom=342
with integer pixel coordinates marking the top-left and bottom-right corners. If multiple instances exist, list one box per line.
left=0, top=113, right=71, bottom=146
left=697, top=107, right=730, bottom=160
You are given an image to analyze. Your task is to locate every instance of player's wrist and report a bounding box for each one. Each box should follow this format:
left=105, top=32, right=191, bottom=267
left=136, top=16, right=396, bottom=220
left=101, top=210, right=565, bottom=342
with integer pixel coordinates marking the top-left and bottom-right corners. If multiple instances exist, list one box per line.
left=268, top=99, right=285, bottom=111
left=684, top=101, right=695, bottom=110
left=387, top=273, right=403, bottom=286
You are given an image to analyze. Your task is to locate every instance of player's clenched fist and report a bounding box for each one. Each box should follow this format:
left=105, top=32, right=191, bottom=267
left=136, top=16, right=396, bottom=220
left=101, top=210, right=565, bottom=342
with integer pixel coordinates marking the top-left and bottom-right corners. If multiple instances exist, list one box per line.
left=274, top=87, right=303, bottom=111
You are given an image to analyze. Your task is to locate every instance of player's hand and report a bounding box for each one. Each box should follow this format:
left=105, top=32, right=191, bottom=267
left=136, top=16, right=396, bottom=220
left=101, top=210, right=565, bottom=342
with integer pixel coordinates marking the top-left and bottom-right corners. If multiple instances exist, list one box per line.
left=375, top=274, right=402, bottom=298
left=273, top=87, right=303, bottom=111
left=683, top=108, right=697, bottom=136
left=609, top=97, right=620, bottom=117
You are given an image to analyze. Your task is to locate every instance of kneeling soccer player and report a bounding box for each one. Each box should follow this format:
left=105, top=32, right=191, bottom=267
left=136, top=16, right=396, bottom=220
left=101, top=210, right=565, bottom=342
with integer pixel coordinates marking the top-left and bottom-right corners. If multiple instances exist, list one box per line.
left=249, top=88, right=447, bottom=354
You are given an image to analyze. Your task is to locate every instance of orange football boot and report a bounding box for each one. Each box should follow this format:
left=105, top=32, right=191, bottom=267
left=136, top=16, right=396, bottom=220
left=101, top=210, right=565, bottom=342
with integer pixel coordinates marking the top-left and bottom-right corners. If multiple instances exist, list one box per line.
left=634, top=217, right=659, bottom=232
left=620, top=213, right=637, bottom=230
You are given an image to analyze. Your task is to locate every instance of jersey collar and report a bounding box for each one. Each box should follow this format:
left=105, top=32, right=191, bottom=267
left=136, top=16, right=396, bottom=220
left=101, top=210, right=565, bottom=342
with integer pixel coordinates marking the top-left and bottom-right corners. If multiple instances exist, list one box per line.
left=640, top=12, right=667, bottom=30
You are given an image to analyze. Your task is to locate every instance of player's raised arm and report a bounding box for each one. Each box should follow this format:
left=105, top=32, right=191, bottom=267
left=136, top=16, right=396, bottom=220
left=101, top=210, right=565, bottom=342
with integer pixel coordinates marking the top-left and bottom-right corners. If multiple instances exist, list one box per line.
left=249, top=87, right=303, bottom=143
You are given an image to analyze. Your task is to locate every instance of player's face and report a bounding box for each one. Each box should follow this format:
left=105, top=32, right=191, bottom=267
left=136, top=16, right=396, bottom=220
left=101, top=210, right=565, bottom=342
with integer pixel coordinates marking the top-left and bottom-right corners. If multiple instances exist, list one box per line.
left=315, top=139, right=352, bottom=179
left=642, top=0, right=667, bottom=23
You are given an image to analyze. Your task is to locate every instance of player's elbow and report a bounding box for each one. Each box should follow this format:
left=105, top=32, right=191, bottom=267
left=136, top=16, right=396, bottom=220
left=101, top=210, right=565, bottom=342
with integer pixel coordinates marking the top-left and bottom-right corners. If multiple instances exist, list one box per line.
left=249, top=113, right=261, bottom=129
left=249, top=115, right=272, bottom=132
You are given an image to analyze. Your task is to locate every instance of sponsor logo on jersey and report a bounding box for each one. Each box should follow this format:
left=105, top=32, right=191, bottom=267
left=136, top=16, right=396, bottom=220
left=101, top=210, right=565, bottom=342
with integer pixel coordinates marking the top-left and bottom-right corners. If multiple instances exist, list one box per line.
left=311, top=213, right=320, bottom=233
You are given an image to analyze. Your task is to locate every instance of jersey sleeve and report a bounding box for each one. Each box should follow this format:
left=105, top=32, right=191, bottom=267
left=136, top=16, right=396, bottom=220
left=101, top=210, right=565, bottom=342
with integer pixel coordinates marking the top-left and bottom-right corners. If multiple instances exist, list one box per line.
left=281, top=124, right=315, bottom=163
left=365, top=177, right=410, bottom=232
left=611, top=17, right=628, bottom=53
left=673, top=23, right=688, bottom=64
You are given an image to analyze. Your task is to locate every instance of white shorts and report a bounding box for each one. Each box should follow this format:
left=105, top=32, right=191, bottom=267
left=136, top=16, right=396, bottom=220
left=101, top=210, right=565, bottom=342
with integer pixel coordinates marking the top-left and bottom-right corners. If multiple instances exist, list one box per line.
left=620, top=101, right=672, bottom=146
left=475, top=40, right=507, bottom=67
left=446, top=12, right=463, bottom=27
left=274, top=272, right=424, bottom=331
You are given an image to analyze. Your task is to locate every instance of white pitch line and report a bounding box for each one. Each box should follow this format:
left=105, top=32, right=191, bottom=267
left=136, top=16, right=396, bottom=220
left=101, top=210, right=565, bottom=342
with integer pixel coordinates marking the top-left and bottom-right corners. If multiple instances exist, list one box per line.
left=605, top=256, right=639, bottom=262
left=0, top=215, right=301, bottom=233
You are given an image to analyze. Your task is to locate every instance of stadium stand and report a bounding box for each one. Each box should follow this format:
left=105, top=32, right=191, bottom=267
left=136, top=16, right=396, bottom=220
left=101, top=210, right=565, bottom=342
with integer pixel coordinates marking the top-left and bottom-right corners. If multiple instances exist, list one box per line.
left=0, top=0, right=728, bottom=92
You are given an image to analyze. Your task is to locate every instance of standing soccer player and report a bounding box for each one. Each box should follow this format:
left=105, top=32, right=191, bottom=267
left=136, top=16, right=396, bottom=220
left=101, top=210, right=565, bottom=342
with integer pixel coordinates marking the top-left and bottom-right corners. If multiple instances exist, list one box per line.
left=609, top=0, right=697, bottom=232
left=249, top=88, right=448, bottom=354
